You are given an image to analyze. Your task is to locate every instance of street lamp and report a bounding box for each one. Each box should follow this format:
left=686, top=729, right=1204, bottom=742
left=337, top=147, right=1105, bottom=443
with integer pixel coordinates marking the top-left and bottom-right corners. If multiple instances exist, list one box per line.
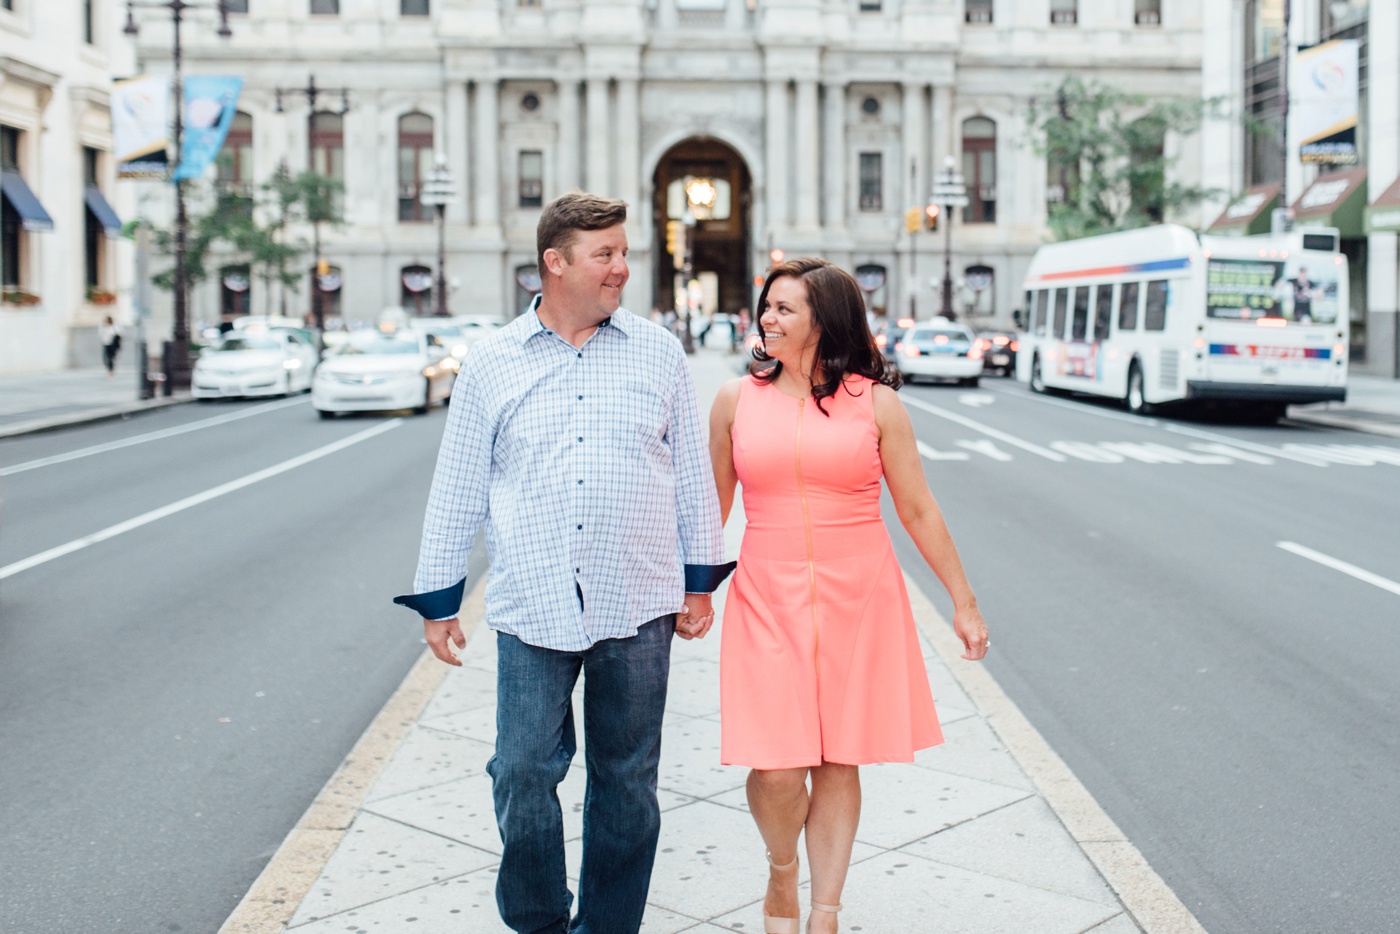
left=419, top=153, right=456, bottom=317
left=930, top=155, right=969, bottom=320
left=123, top=0, right=234, bottom=394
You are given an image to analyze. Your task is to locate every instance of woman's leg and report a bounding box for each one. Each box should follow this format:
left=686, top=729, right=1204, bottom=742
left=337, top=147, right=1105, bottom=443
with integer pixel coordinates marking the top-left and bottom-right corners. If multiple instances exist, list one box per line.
left=803, top=762, right=861, bottom=933
left=747, top=766, right=811, bottom=921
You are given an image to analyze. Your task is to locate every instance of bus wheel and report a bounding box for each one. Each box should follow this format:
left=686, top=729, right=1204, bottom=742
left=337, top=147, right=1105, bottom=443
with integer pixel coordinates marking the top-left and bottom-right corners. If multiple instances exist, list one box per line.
left=1030, top=355, right=1046, bottom=394
left=1126, top=363, right=1152, bottom=415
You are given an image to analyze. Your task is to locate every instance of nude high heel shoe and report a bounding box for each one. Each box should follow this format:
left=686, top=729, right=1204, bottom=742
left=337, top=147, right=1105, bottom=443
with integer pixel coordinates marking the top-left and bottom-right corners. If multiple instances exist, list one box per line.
left=763, top=851, right=800, bottom=934
left=807, top=899, right=842, bottom=933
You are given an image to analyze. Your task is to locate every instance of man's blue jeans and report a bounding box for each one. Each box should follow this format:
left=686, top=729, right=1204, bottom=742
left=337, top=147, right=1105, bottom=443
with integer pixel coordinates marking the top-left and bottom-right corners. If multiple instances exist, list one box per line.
left=488, top=615, right=675, bottom=934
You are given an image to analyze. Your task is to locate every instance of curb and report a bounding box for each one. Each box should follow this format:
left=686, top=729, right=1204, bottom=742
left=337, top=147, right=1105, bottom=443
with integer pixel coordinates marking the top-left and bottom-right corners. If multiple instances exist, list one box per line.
left=1286, top=410, right=1400, bottom=440
left=217, top=578, right=486, bottom=934
left=0, top=395, right=195, bottom=439
left=905, top=575, right=1206, bottom=934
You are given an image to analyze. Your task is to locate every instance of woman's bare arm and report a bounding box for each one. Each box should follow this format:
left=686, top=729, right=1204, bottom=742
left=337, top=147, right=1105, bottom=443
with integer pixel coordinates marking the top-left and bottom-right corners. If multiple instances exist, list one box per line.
left=708, top=378, right=742, bottom=527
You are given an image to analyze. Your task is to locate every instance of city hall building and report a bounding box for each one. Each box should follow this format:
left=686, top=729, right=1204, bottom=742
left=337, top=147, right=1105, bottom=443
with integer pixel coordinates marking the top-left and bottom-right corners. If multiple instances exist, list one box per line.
left=128, top=0, right=1205, bottom=341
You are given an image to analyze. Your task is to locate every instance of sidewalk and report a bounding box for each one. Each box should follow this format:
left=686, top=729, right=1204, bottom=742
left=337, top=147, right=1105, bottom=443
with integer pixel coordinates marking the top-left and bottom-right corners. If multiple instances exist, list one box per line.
left=220, top=349, right=1203, bottom=934
left=1288, top=373, right=1400, bottom=438
left=0, top=361, right=189, bottom=439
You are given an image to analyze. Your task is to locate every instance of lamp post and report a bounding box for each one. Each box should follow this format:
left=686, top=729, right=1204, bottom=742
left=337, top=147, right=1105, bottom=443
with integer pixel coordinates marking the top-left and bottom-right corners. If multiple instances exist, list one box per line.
left=419, top=153, right=455, bottom=317
left=930, top=155, right=969, bottom=320
left=123, top=0, right=233, bottom=393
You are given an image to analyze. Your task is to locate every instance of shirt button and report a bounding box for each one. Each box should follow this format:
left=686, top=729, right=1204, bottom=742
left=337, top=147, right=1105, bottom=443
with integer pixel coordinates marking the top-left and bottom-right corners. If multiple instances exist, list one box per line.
left=576, top=524, right=583, bottom=530
left=577, top=394, right=583, bottom=400
left=576, top=352, right=582, bottom=358
left=577, top=436, right=583, bottom=442
left=577, top=479, right=583, bottom=485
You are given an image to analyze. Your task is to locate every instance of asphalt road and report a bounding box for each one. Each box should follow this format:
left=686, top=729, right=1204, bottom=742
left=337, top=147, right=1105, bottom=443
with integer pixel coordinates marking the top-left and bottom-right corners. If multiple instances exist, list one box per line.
left=2, top=373, right=1398, bottom=933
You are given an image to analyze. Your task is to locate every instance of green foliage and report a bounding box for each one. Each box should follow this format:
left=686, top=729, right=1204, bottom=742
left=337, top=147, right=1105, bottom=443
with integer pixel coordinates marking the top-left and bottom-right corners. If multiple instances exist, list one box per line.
left=1029, top=76, right=1223, bottom=241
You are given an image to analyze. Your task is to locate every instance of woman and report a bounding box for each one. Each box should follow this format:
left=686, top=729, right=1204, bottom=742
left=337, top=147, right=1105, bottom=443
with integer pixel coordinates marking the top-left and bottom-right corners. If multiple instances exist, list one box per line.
left=708, top=258, right=989, bottom=933
left=99, top=316, right=121, bottom=377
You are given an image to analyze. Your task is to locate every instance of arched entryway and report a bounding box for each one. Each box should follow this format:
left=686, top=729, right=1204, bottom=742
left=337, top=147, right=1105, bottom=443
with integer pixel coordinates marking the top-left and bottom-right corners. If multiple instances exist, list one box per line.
left=652, top=138, right=752, bottom=323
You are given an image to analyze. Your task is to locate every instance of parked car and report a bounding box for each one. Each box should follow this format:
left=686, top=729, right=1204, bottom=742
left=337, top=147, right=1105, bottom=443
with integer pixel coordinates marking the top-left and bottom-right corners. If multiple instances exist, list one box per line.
left=875, top=317, right=915, bottom=362
left=974, top=329, right=1020, bottom=377
left=312, top=329, right=456, bottom=418
left=451, top=314, right=505, bottom=347
left=192, top=328, right=318, bottom=399
left=408, top=319, right=474, bottom=364
left=894, top=319, right=982, bottom=386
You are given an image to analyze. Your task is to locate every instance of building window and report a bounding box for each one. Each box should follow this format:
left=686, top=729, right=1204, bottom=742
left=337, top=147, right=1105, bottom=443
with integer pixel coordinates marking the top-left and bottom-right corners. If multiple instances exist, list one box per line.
left=518, top=150, right=543, bottom=208
left=401, top=264, right=434, bottom=315
left=965, top=0, right=992, bottom=24
left=217, top=111, right=254, bottom=190
left=1134, top=0, right=1161, bottom=26
left=2, top=126, right=25, bottom=289
left=858, top=153, right=882, bottom=212
left=401, top=0, right=430, bottom=15
left=84, top=148, right=101, bottom=289
left=859, top=1, right=882, bottom=11
left=310, top=111, right=344, bottom=182
left=225, top=0, right=249, bottom=12
left=1050, top=0, right=1077, bottom=25
left=221, top=265, right=252, bottom=320
left=83, top=0, right=94, bottom=43
left=310, top=0, right=339, bottom=15
left=961, top=117, right=996, bottom=224
left=398, top=113, right=434, bottom=222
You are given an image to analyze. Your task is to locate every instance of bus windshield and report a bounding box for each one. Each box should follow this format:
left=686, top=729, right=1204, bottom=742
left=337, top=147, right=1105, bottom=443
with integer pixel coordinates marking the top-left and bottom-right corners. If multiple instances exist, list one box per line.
left=1206, top=258, right=1339, bottom=324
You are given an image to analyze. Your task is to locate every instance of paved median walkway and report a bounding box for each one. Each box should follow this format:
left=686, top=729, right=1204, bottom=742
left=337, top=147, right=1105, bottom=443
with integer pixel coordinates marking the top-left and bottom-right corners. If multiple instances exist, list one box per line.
left=223, top=350, right=1199, bottom=934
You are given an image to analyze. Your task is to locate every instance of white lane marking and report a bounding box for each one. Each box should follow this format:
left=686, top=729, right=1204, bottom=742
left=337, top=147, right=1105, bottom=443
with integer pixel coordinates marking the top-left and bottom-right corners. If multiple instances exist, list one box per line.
left=1187, top=442, right=1276, bottom=465
left=1277, top=542, right=1400, bottom=598
left=1162, top=424, right=1332, bottom=466
left=980, top=382, right=1160, bottom=426
left=1337, top=445, right=1400, bottom=466
left=903, top=396, right=1068, bottom=462
left=917, top=441, right=970, bottom=461
left=1051, top=441, right=1125, bottom=463
left=0, top=419, right=402, bottom=581
left=958, top=393, right=996, bottom=407
left=0, top=396, right=309, bottom=477
left=955, top=439, right=1014, bottom=461
left=1280, top=444, right=1379, bottom=466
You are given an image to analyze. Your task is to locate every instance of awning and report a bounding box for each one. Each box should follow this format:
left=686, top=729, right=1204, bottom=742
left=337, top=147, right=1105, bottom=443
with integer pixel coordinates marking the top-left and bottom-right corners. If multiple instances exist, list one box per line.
left=1366, top=176, right=1400, bottom=233
left=1291, top=167, right=1367, bottom=237
left=0, top=169, right=54, bottom=233
left=1206, top=183, right=1279, bottom=237
left=84, top=185, right=123, bottom=239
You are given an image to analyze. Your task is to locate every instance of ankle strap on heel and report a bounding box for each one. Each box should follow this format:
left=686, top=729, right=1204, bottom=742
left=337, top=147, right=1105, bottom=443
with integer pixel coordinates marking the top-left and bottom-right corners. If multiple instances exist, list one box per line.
left=766, top=850, right=799, bottom=872
left=810, top=900, right=843, bottom=913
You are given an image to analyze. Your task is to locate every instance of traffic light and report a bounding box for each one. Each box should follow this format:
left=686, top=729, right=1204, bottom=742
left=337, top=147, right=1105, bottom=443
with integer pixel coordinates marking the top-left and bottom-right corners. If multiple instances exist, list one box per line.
left=665, top=220, right=684, bottom=269
left=924, top=203, right=940, bottom=231
left=316, top=258, right=330, bottom=276
left=904, top=207, right=921, bottom=234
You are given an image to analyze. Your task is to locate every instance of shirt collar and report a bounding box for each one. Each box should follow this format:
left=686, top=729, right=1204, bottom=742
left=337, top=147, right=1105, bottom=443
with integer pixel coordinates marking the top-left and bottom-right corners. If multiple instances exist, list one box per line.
left=516, top=294, right=632, bottom=345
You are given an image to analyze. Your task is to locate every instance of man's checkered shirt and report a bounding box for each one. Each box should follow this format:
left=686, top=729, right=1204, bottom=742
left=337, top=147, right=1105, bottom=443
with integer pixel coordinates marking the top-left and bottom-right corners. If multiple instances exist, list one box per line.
left=396, top=304, right=729, bottom=651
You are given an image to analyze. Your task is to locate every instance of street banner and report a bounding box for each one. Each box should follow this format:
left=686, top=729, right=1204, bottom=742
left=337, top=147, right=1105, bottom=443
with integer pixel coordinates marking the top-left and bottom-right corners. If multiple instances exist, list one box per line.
left=1293, top=39, right=1360, bottom=165
left=174, top=76, right=244, bottom=181
left=111, top=75, right=171, bottom=179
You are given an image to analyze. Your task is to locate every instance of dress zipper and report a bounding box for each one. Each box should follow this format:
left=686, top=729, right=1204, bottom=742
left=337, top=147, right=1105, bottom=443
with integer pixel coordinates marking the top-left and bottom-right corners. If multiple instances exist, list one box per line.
left=795, top=398, right=821, bottom=737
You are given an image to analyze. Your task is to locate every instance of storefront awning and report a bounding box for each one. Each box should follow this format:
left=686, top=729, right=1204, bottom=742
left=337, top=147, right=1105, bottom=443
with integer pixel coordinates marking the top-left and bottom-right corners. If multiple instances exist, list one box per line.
left=84, top=185, right=123, bottom=238
left=1366, top=176, right=1400, bottom=233
left=0, top=169, right=54, bottom=233
left=1291, top=167, right=1367, bottom=237
left=1206, top=183, right=1279, bottom=237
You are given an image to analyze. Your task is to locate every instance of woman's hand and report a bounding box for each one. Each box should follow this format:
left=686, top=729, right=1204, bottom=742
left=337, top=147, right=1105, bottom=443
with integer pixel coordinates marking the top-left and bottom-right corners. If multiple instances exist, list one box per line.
left=952, top=604, right=990, bottom=661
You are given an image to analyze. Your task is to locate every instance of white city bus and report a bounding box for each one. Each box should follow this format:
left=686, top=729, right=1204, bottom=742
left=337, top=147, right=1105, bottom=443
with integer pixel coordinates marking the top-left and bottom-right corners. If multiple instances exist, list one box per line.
left=1018, top=224, right=1349, bottom=417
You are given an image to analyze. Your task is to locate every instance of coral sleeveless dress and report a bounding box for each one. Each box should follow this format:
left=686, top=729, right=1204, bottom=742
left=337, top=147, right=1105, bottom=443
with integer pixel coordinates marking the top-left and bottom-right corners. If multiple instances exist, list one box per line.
left=719, top=374, right=943, bottom=769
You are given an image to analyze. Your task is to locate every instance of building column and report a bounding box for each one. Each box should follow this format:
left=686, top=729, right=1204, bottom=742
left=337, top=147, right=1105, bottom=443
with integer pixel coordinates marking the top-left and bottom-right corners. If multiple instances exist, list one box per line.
left=474, top=79, right=500, bottom=227
left=556, top=77, right=580, bottom=194
left=725, top=0, right=747, bottom=31
left=765, top=79, right=789, bottom=231
left=794, top=79, right=820, bottom=229
left=445, top=81, right=469, bottom=221
left=616, top=78, right=641, bottom=215
left=586, top=77, right=611, bottom=195
left=902, top=82, right=925, bottom=211
left=823, top=81, right=846, bottom=230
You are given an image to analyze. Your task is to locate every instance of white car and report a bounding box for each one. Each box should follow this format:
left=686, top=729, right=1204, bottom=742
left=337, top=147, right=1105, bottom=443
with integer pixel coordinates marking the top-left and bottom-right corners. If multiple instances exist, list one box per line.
left=451, top=314, right=504, bottom=347
left=312, top=329, right=457, bottom=418
left=408, top=319, right=474, bottom=364
left=895, top=320, right=983, bottom=386
left=193, top=329, right=318, bottom=399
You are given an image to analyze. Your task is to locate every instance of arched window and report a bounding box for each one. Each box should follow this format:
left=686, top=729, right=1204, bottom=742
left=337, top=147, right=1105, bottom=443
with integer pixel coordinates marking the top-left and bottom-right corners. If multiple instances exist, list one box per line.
left=310, top=111, right=343, bottom=182
left=218, top=111, right=253, bottom=189
left=961, top=117, right=996, bottom=224
left=401, top=263, right=434, bottom=315
left=220, top=265, right=251, bottom=321
left=398, top=113, right=435, bottom=222
left=514, top=263, right=542, bottom=317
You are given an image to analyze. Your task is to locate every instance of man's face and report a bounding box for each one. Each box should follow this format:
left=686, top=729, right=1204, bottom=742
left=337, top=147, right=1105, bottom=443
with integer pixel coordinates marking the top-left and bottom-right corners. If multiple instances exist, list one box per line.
left=551, top=225, right=629, bottom=317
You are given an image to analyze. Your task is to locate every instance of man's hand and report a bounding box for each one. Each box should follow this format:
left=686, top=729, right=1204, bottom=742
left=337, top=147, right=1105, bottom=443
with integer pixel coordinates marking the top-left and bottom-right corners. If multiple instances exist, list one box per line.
left=424, top=617, right=466, bottom=666
left=676, top=593, right=715, bottom=641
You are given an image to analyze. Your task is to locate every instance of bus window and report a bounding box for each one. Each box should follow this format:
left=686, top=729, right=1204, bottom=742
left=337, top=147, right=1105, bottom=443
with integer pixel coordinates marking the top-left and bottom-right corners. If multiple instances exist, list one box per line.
left=1093, top=284, right=1113, bottom=341
left=1071, top=287, right=1090, bottom=341
left=1144, top=280, right=1169, bottom=331
left=1052, top=289, right=1068, bottom=338
left=1118, top=281, right=1140, bottom=331
left=1034, top=289, right=1049, bottom=336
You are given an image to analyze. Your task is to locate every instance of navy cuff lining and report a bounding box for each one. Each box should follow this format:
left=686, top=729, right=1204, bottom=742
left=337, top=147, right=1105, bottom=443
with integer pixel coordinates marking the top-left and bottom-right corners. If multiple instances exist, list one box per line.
left=393, top=578, right=467, bottom=620
left=684, top=562, right=737, bottom=593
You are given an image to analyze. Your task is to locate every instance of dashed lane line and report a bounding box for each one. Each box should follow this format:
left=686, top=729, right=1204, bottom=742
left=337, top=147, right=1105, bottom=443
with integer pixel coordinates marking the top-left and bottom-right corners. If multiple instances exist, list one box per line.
left=902, top=395, right=1068, bottom=462
left=1277, top=542, right=1400, bottom=598
left=0, top=419, right=402, bottom=581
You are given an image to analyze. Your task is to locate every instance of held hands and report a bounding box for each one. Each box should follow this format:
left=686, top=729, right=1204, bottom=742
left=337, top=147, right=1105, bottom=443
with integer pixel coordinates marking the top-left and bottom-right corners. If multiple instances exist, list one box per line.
left=953, top=604, right=991, bottom=662
left=676, top=592, right=715, bottom=641
left=424, top=617, right=467, bottom=666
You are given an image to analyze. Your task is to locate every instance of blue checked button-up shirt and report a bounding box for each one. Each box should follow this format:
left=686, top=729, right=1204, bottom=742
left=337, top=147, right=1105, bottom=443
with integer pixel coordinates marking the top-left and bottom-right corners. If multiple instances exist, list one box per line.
left=394, top=303, right=733, bottom=651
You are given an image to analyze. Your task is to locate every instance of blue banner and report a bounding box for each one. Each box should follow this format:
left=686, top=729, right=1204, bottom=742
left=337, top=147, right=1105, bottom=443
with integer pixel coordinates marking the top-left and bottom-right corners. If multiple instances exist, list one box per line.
left=174, top=76, right=244, bottom=181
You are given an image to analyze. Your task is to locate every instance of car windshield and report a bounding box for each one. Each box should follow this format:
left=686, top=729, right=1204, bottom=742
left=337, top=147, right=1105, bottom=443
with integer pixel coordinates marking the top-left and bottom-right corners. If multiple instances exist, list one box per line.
left=214, top=335, right=281, bottom=352
left=910, top=328, right=971, bottom=342
left=416, top=324, right=464, bottom=337
left=333, top=332, right=421, bottom=355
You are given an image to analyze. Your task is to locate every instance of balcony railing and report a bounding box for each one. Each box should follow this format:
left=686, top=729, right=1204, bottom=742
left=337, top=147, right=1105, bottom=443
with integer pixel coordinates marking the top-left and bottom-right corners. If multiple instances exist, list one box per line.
left=1135, top=10, right=1161, bottom=26
left=1050, top=10, right=1078, bottom=26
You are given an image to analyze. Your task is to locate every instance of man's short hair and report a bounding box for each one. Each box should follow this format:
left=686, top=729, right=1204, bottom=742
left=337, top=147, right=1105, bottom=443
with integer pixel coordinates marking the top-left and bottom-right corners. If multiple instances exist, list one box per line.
left=537, top=192, right=628, bottom=277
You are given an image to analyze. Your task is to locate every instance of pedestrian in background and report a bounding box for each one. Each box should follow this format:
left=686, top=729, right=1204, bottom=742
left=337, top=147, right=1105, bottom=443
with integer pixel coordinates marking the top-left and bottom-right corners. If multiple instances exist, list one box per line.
left=707, top=258, right=989, bottom=933
left=99, top=316, right=121, bottom=377
left=395, top=191, right=734, bottom=934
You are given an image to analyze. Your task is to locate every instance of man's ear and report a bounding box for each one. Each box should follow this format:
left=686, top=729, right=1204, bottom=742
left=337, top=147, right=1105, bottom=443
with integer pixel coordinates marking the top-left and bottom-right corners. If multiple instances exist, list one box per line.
left=543, top=248, right=568, bottom=278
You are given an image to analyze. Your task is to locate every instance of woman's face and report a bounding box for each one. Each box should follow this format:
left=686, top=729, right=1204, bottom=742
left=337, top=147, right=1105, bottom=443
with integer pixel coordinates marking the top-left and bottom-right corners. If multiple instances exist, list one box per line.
left=759, top=276, right=818, bottom=364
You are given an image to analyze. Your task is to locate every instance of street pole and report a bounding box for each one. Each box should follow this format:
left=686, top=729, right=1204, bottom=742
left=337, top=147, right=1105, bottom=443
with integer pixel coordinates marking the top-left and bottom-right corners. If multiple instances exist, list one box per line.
left=942, top=219, right=953, bottom=319
left=419, top=153, right=456, bottom=317
left=931, top=155, right=967, bottom=320
left=1278, top=0, right=1292, bottom=233
left=909, top=159, right=917, bottom=319
left=435, top=202, right=447, bottom=316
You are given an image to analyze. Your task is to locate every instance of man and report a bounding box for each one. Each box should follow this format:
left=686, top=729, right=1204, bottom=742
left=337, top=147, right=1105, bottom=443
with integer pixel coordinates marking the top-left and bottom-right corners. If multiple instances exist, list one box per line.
left=394, top=192, right=733, bottom=934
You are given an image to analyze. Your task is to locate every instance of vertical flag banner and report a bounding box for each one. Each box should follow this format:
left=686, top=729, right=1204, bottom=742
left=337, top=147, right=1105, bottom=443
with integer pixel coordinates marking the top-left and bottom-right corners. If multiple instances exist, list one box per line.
left=112, top=75, right=172, bottom=179
left=1293, top=39, right=1360, bottom=165
left=175, top=76, right=244, bottom=181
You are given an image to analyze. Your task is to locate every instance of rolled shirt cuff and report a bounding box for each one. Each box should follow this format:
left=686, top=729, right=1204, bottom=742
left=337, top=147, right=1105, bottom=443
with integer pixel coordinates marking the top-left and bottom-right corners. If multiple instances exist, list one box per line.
left=683, top=561, right=737, bottom=594
left=393, top=578, right=466, bottom=620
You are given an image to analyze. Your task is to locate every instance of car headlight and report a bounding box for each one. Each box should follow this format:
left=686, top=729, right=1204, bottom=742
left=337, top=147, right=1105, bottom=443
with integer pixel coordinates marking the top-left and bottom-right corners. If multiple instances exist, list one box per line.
left=284, top=359, right=302, bottom=370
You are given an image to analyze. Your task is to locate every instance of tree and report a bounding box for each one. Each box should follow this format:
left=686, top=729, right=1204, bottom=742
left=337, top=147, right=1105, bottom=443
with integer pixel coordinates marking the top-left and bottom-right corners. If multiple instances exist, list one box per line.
left=1029, top=76, right=1222, bottom=241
